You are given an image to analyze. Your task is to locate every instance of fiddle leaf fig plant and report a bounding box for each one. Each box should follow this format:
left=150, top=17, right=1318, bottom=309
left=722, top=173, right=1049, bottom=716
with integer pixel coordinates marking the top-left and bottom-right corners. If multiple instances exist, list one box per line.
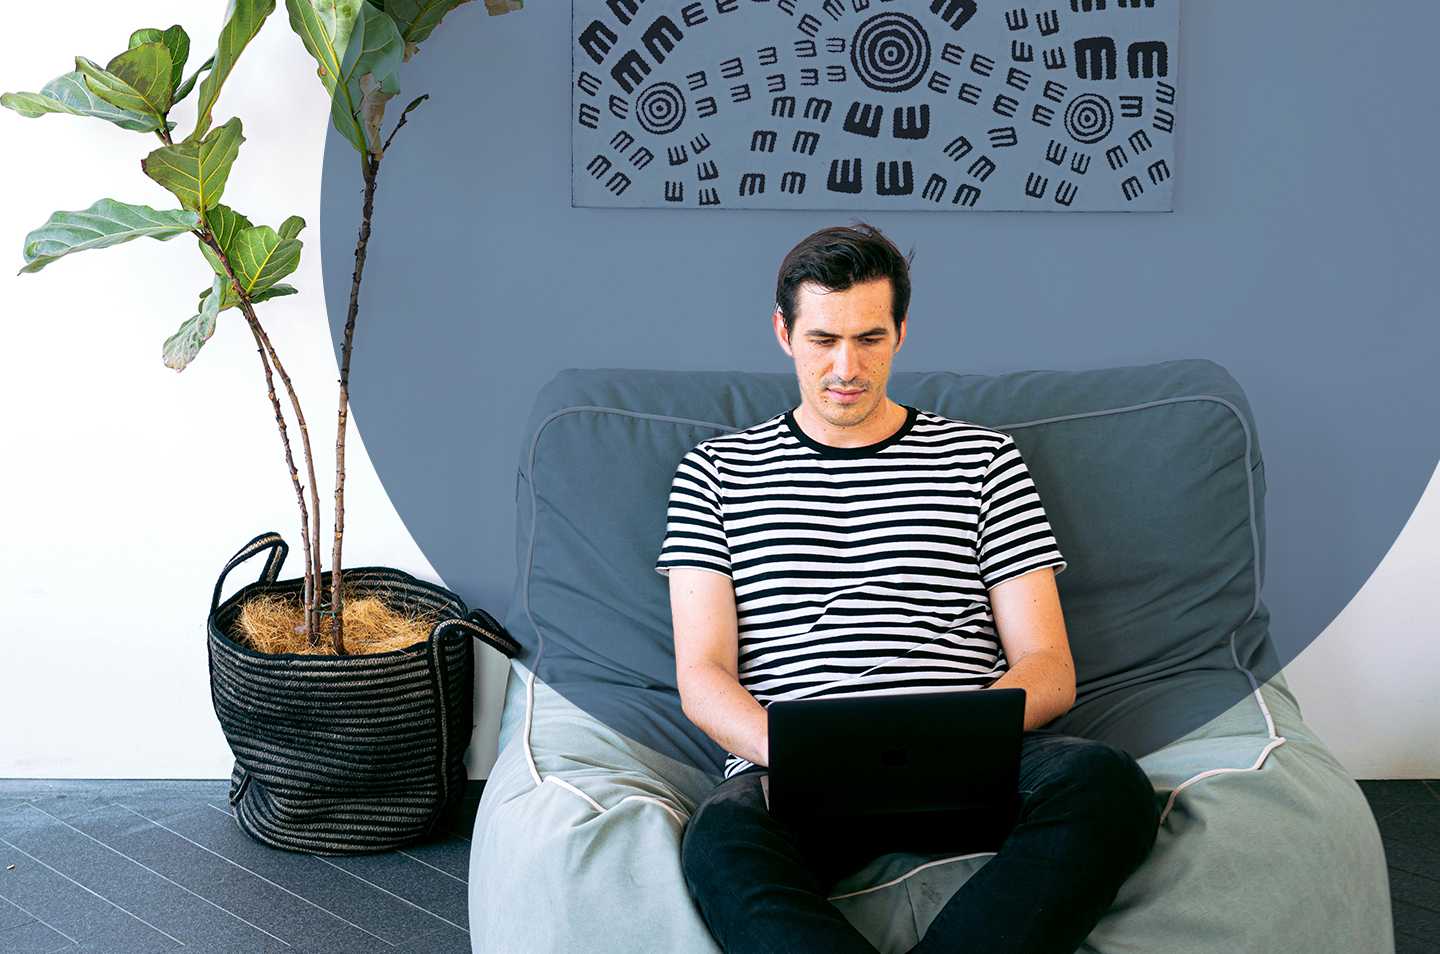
left=192, top=0, right=273, bottom=138
left=18, top=199, right=199, bottom=274
left=141, top=115, right=247, bottom=211
left=1, top=72, right=170, bottom=132
left=3, top=0, right=523, bottom=653
left=286, top=0, right=405, bottom=159
left=164, top=275, right=227, bottom=372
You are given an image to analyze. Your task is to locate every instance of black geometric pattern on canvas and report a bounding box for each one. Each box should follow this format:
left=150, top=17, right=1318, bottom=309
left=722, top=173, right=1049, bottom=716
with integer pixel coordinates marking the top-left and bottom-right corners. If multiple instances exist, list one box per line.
left=572, top=0, right=1178, bottom=210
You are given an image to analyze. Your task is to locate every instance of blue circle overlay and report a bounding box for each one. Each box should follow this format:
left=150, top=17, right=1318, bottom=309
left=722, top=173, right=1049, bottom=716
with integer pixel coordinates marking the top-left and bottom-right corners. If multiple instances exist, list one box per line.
left=322, top=2, right=1440, bottom=773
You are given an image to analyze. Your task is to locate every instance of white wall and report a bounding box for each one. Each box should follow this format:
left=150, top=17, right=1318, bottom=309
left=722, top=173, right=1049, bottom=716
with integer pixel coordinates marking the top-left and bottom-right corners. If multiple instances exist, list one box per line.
left=0, top=2, right=510, bottom=780
left=0, top=2, right=1435, bottom=780
left=1281, top=461, right=1440, bottom=779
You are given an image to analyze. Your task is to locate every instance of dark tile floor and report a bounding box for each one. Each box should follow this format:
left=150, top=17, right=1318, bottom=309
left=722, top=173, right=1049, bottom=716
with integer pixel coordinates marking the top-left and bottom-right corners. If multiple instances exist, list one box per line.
left=1362, top=780, right=1440, bottom=954
left=1, top=779, right=1436, bottom=953
left=0, top=780, right=483, bottom=953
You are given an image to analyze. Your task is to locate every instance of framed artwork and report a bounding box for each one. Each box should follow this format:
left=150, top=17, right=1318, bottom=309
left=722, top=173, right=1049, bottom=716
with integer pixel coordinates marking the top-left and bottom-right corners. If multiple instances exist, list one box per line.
left=572, top=0, right=1178, bottom=211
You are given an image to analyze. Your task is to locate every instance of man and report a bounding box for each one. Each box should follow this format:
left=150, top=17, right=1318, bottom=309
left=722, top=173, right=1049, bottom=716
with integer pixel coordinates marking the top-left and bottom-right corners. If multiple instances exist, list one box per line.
left=654, top=223, right=1159, bottom=954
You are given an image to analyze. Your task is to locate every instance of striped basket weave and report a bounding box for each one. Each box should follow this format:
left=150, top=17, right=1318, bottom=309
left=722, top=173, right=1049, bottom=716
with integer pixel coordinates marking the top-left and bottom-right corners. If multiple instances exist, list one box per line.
left=206, top=531, right=520, bottom=855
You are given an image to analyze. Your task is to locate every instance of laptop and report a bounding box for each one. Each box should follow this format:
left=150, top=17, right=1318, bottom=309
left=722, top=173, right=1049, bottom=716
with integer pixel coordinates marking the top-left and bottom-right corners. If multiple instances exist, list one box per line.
left=763, top=687, right=1027, bottom=866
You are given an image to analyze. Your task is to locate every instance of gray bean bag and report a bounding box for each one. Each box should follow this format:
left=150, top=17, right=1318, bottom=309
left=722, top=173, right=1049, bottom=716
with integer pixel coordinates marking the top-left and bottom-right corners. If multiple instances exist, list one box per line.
left=468, top=359, right=1393, bottom=953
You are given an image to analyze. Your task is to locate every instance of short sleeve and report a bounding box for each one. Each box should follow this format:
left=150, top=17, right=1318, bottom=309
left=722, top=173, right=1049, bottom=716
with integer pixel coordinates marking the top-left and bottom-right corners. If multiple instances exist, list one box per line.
left=977, top=435, right=1068, bottom=591
left=654, top=446, right=732, bottom=579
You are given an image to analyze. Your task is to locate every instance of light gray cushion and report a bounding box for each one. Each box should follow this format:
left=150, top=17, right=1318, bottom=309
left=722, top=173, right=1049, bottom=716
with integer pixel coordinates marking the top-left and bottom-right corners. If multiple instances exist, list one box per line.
left=472, top=657, right=1390, bottom=954
left=473, top=358, right=1391, bottom=954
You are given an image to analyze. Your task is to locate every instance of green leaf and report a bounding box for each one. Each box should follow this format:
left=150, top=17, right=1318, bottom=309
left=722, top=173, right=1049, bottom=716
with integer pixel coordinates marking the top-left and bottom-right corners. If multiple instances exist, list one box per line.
left=174, top=55, right=215, bottom=103
left=351, top=4, right=405, bottom=154
left=230, top=225, right=302, bottom=298
left=75, top=43, right=173, bottom=121
left=193, top=0, right=277, bottom=139
left=18, top=199, right=199, bottom=275
left=394, top=92, right=427, bottom=125
left=284, top=0, right=366, bottom=152
left=197, top=209, right=303, bottom=308
left=164, top=275, right=225, bottom=371
left=287, top=0, right=403, bottom=155
left=382, top=0, right=523, bottom=54
left=382, top=0, right=472, bottom=46
left=142, top=117, right=245, bottom=212
left=201, top=279, right=298, bottom=311
left=252, top=283, right=299, bottom=302
left=198, top=204, right=253, bottom=277
left=130, top=25, right=190, bottom=93
left=198, top=281, right=235, bottom=310
left=1, top=70, right=165, bottom=132
left=278, top=215, right=306, bottom=240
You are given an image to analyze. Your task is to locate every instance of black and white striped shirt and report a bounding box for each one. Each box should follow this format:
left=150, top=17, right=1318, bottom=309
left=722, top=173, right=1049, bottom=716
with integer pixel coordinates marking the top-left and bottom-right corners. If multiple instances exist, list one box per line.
left=655, top=403, right=1068, bottom=779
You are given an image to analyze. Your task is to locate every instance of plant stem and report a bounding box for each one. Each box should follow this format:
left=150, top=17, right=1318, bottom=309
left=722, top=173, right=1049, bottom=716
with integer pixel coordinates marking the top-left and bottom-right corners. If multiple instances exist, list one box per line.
left=244, top=318, right=315, bottom=631
left=197, top=227, right=324, bottom=643
left=248, top=301, right=324, bottom=644
left=329, top=107, right=426, bottom=654
left=157, top=124, right=320, bottom=638
left=330, top=153, right=382, bottom=656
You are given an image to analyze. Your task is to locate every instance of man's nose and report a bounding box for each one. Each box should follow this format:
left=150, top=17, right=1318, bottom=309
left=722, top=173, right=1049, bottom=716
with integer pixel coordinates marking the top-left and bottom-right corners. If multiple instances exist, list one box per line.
left=832, top=341, right=859, bottom=379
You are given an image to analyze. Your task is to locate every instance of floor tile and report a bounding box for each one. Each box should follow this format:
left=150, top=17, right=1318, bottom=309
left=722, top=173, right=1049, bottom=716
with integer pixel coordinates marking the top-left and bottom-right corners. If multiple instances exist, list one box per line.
left=1391, top=867, right=1440, bottom=915
left=308, top=848, right=469, bottom=933
left=0, top=894, right=37, bottom=931
left=1382, top=836, right=1440, bottom=884
left=1393, top=898, right=1440, bottom=948
left=1382, top=804, right=1440, bottom=858
left=163, top=800, right=463, bottom=944
left=62, top=800, right=409, bottom=953
left=0, top=782, right=230, bottom=824
left=1395, top=929, right=1435, bottom=954
left=389, top=922, right=472, bottom=953
left=1360, top=781, right=1440, bottom=820
left=0, top=917, right=75, bottom=954
left=218, top=798, right=474, bottom=934
left=394, top=835, right=470, bottom=884
left=0, top=833, right=185, bottom=952
left=4, top=803, right=291, bottom=952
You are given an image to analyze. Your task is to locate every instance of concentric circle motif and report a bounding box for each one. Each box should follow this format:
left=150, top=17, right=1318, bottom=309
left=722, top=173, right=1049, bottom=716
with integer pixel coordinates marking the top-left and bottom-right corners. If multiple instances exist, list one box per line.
left=1064, top=93, right=1114, bottom=145
left=850, top=13, right=932, bottom=93
left=636, top=82, right=686, bottom=136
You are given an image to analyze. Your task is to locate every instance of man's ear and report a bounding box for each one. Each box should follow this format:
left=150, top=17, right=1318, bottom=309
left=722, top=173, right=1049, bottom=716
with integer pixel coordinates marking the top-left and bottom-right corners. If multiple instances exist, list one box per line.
left=773, top=307, right=793, bottom=356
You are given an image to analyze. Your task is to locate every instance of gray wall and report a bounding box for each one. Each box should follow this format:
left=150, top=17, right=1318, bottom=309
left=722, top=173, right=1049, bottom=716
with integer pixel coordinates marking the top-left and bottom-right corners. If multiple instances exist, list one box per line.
left=320, top=0, right=1440, bottom=674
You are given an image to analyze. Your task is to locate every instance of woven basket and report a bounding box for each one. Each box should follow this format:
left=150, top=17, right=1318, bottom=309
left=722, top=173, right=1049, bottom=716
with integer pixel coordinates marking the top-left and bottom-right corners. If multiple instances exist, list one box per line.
left=206, top=531, right=519, bottom=855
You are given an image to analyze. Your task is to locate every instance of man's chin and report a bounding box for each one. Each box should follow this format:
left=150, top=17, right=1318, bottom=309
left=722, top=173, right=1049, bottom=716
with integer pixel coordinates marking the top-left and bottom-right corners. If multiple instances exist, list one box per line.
left=817, top=392, right=874, bottom=418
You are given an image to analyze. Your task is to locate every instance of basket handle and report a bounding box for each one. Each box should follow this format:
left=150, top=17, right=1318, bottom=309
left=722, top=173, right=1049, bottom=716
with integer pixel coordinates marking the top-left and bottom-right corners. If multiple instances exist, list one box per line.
left=211, top=532, right=289, bottom=615
left=436, top=607, right=521, bottom=658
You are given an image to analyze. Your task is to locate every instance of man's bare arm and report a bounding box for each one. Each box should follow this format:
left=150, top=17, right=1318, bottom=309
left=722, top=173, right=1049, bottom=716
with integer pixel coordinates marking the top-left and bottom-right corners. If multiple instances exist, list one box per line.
left=668, top=567, right=770, bottom=767
left=986, top=565, right=1077, bottom=730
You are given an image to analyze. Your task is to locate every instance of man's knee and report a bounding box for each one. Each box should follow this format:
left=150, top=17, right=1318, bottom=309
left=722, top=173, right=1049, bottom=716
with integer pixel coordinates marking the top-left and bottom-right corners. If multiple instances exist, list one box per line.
left=680, top=774, right=768, bottom=889
left=1068, top=743, right=1159, bottom=863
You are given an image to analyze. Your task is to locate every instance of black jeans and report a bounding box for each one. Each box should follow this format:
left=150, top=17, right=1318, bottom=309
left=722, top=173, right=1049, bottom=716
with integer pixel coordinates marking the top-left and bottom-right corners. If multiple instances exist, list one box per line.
left=679, top=729, right=1160, bottom=954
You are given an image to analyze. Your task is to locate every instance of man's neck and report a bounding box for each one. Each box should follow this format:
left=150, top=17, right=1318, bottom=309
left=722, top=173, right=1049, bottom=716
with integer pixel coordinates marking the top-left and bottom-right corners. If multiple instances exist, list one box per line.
left=793, top=397, right=906, bottom=449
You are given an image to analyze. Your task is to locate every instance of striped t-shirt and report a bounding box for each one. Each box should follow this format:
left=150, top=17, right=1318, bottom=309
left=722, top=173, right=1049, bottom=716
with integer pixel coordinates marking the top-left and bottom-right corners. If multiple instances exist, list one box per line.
left=654, top=403, right=1068, bottom=780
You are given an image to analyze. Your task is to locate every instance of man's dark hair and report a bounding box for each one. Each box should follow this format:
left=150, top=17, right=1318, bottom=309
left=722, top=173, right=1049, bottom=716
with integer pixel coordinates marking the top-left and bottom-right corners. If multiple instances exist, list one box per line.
left=774, top=221, right=915, bottom=340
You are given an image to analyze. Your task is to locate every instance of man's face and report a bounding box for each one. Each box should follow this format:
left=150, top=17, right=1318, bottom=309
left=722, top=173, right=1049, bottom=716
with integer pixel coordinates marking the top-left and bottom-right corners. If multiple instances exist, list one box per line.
left=773, top=277, right=907, bottom=430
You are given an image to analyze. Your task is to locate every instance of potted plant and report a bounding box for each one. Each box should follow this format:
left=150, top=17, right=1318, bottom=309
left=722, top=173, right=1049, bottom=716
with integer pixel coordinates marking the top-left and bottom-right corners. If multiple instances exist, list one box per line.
left=2, top=0, right=524, bottom=854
